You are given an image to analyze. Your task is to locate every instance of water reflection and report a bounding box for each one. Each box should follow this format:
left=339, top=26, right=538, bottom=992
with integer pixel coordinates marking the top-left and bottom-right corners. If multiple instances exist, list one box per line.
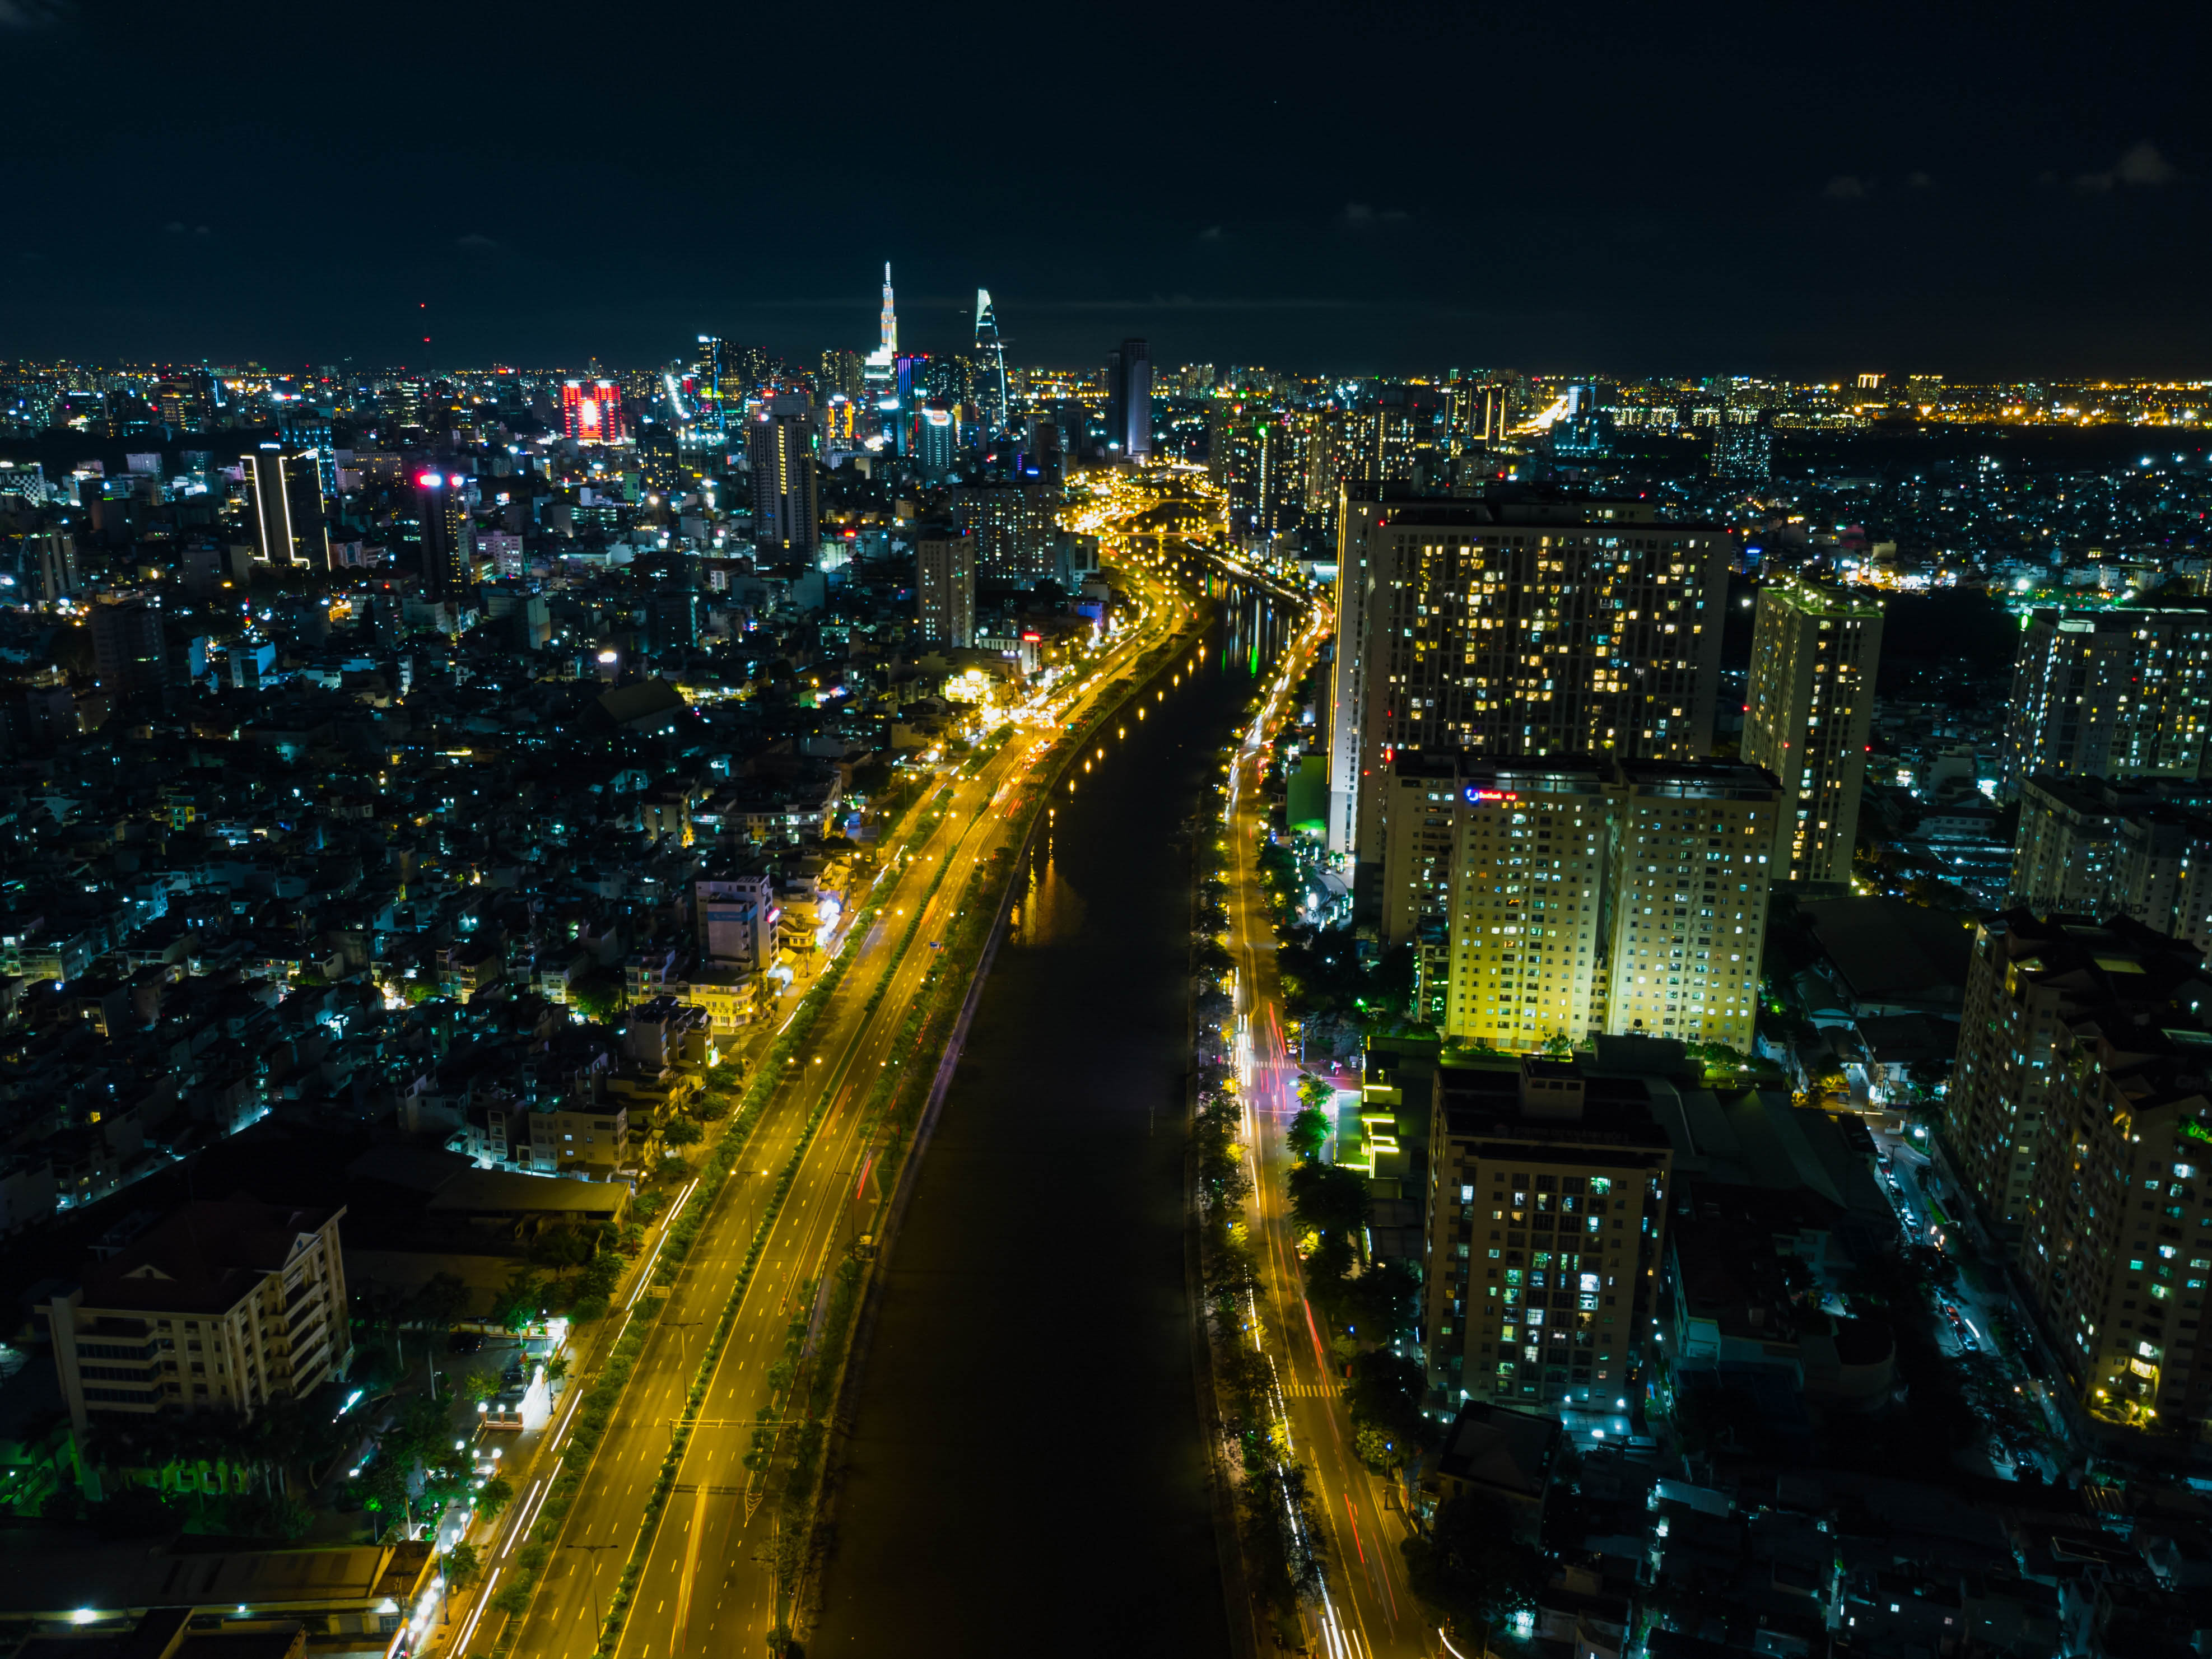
left=1009, top=827, right=1087, bottom=948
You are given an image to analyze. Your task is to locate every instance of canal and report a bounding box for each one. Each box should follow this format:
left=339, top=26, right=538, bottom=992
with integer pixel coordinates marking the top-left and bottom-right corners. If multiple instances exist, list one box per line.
left=807, top=574, right=1293, bottom=1653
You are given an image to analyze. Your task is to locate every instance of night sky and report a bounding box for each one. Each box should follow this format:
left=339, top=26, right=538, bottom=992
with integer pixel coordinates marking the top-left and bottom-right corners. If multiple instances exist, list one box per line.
left=5, top=0, right=2205, bottom=377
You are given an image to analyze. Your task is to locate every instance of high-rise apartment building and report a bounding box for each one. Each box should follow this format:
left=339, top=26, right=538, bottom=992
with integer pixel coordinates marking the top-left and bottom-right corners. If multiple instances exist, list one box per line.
left=561, top=379, right=626, bottom=444
left=46, top=1201, right=350, bottom=1438
left=2002, top=608, right=2212, bottom=798
left=1710, top=411, right=1773, bottom=482
left=956, top=482, right=1056, bottom=580
left=2018, top=971, right=2212, bottom=1429
left=1210, top=404, right=1315, bottom=539
left=2010, top=774, right=2212, bottom=958
left=245, top=447, right=329, bottom=568
left=1103, top=338, right=1153, bottom=459
left=748, top=397, right=818, bottom=559
left=1326, top=492, right=1733, bottom=873
left=1379, top=754, right=1778, bottom=1052
left=1948, top=911, right=2202, bottom=1236
left=1739, top=574, right=1882, bottom=887
left=1422, top=1054, right=1673, bottom=1408
left=916, top=531, right=976, bottom=649
left=1598, top=761, right=1779, bottom=1051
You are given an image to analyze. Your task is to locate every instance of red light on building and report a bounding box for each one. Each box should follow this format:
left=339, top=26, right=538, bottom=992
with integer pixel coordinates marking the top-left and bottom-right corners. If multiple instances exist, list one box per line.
left=562, top=379, right=626, bottom=444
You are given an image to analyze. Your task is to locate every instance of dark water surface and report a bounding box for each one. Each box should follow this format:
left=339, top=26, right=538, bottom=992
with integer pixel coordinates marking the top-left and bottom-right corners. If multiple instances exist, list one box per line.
left=808, top=582, right=1289, bottom=1654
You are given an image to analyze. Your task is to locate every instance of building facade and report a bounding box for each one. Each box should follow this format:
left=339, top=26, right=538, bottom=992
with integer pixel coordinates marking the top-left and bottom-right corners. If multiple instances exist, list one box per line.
left=1328, top=493, right=1733, bottom=874
left=1947, top=911, right=2204, bottom=1234
left=916, top=532, right=976, bottom=649
left=748, top=397, right=818, bottom=558
left=2018, top=996, right=2212, bottom=1429
left=1423, top=1055, right=1673, bottom=1409
left=2002, top=608, right=2212, bottom=798
left=1739, top=574, right=1882, bottom=887
left=1379, top=754, right=1778, bottom=1054
left=246, top=448, right=329, bottom=568
left=46, top=1201, right=350, bottom=1437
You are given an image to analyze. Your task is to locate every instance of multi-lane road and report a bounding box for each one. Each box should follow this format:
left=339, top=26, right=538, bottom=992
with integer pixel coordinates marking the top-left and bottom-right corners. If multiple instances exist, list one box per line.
left=1203, top=563, right=1441, bottom=1659
left=430, top=569, right=1195, bottom=1659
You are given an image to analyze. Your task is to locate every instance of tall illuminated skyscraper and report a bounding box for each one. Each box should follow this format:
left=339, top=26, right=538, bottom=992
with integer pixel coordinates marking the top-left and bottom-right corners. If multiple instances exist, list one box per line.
left=1104, top=338, right=1152, bottom=459
left=879, top=262, right=897, bottom=354
left=246, top=446, right=329, bottom=568
left=412, top=468, right=469, bottom=601
left=974, top=289, right=1008, bottom=435
left=1739, top=574, right=1883, bottom=886
left=748, top=397, right=818, bottom=559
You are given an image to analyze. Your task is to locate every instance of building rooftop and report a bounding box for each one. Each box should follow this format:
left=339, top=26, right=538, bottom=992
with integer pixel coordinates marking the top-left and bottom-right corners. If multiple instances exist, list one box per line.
left=72, top=1201, right=339, bottom=1318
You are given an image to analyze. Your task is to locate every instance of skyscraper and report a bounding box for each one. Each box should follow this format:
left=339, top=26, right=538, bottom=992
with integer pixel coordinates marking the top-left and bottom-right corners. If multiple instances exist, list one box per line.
left=562, top=379, right=626, bottom=444
left=1104, top=338, right=1153, bottom=459
left=2002, top=608, right=2212, bottom=797
left=1739, top=574, right=1883, bottom=887
left=974, top=290, right=1008, bottom=435
left=916, top=406, right=958, bottom=476
left=748, top=397, right=818, bottom=559
left=245, top=447, right=329, bottom=567
left=412, top=468, right=469, bottom=600
left=916, top=531, right=976, bottom=648
left=279, top=412, right=338, bottom=498
left=637, top=423, right=680, bottom=497
left=819, top=349, right=864, bottom=403
left=879, top=262, right=897, bottom=355
left=1326, top=493, right=1733, bottom=872
left=695, top=336, right=728, bottom=435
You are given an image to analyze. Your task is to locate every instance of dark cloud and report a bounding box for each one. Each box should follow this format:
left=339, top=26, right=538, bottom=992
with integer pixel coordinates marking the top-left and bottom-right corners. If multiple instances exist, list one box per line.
left=0, top=0, right=68, bottom=29
left=1824, top=175, right=1869, bottom=201
left=2078, top=141, right=2180, bottom=190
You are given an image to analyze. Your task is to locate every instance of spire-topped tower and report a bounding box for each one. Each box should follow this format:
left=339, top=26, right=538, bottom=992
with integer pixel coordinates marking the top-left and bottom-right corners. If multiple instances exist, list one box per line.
left=880, top=263, right=897, bottom=354
left=974, top=288, right=1007, bottom=435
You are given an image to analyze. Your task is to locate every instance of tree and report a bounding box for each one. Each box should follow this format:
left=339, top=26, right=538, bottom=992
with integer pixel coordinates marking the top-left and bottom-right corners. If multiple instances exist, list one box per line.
left=1339, top=1262, right=1422, bottom=1348
left=1287, top=1159, right=1370, bottom=1239
left=491, top=1269, right=547, bottom=1333
left=1402, top=1492, right=1542, bottom=1634
left=460, top=1369, right=501, bottom=1405
left=567, top=967, right=625, bottom=1023
left=1287, top=1105, right=1331, bottom=1163
left=661, top=1118, right=705, bottom=1148
left=1344, top=1347, right=1432, bottom=1461
left=443, top=1540, right=483, bottom=1592
left=407, top=1272, right=472, bottom=1331
left=528, top=1224, right=595, bottom=1277
left=476, top=1475, right=515, bottom=1522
